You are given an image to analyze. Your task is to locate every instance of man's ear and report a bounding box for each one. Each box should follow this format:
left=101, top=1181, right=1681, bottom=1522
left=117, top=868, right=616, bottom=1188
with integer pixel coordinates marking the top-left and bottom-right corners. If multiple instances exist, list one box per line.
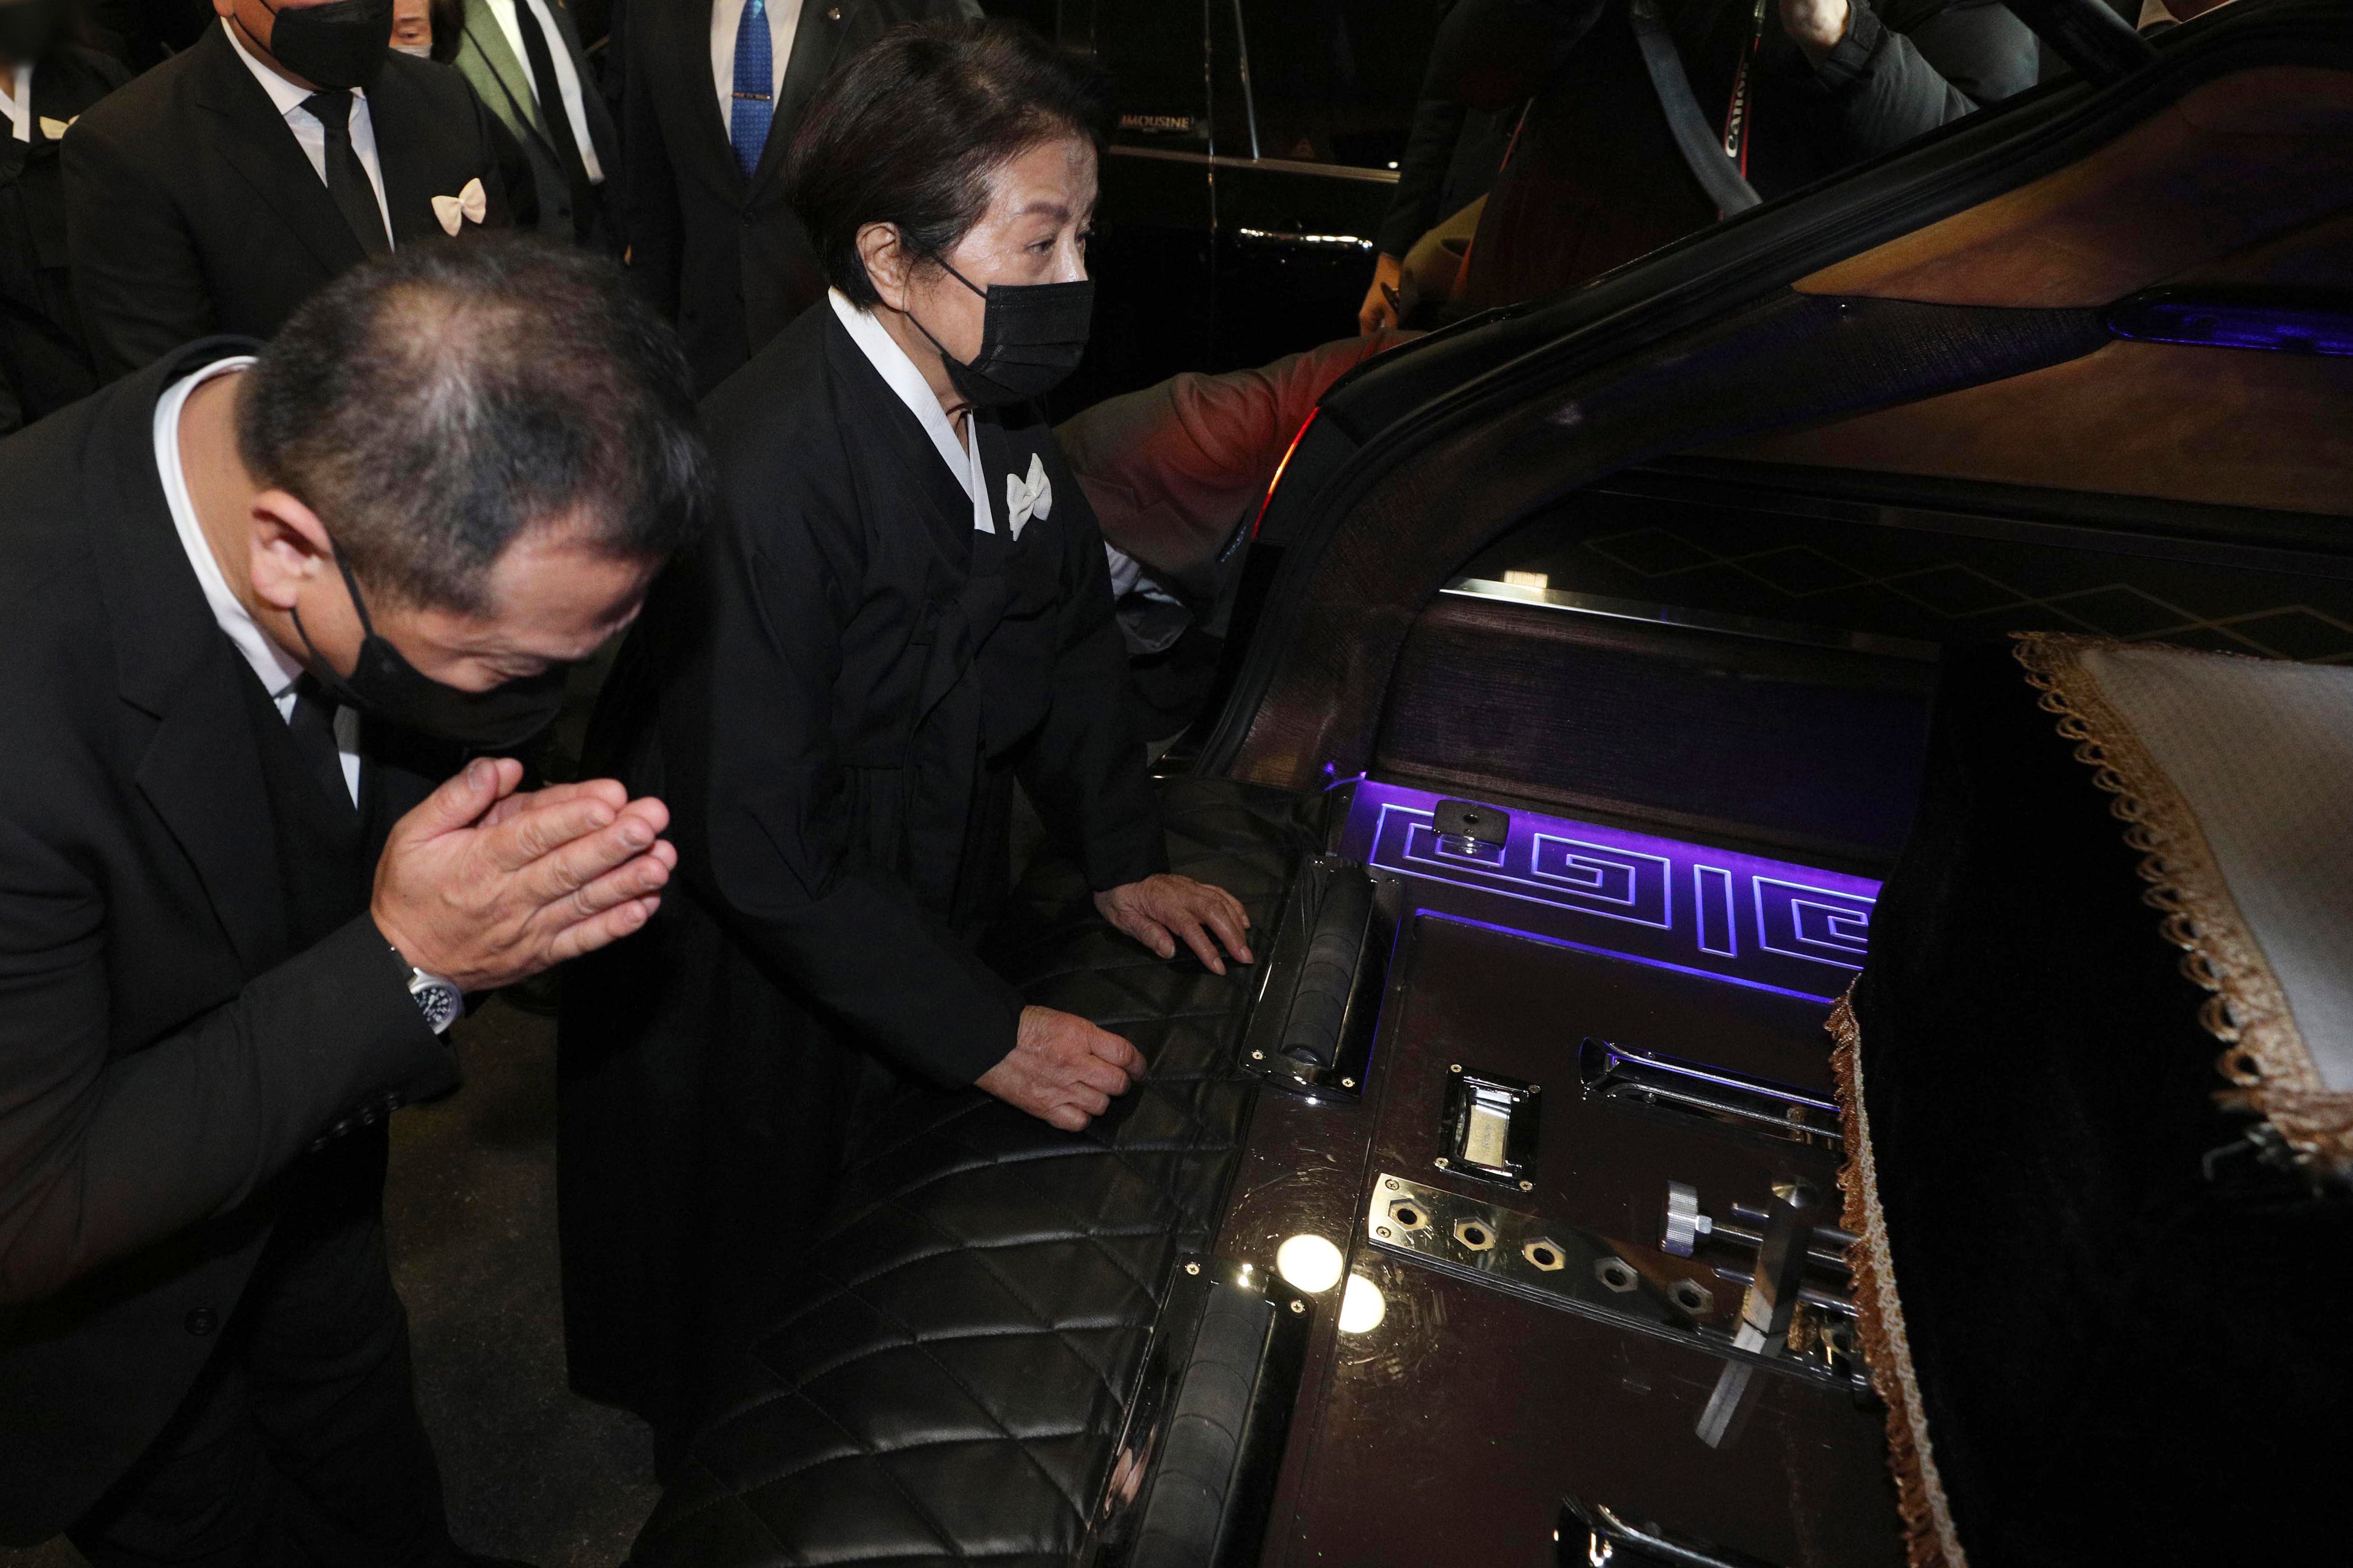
left=856, top=222, right=909, bottom=312
left=246, top=490, right=337, bottom=614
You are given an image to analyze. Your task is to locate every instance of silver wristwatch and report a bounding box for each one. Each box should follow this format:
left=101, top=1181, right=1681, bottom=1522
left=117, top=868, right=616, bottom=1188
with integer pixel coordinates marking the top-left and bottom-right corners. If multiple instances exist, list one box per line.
left=405, top=965, right=463, bottom=1035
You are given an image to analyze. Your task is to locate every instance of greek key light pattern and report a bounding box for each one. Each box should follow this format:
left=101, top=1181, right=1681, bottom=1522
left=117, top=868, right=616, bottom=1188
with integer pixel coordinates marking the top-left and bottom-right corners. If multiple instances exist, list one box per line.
left=1344, top=781, right=1881, bottom=1002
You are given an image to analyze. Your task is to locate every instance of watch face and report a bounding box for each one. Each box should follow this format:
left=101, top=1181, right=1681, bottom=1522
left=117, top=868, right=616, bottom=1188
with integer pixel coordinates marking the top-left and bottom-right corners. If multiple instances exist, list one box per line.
left=411, top=976, right=464, bottom=1034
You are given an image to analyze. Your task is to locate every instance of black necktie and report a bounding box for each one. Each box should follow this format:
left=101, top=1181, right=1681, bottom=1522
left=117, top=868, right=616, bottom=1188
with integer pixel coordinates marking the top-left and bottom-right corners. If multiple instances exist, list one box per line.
left=511, top=0, right=597, bottom=236
left=302, top=90, right=393, bottom=258
left=287, top=675, right=362, bottom=830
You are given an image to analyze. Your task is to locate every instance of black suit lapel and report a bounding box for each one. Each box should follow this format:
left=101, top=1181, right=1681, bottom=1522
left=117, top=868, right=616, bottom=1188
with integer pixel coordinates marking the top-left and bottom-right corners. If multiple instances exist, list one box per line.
left=135, top=647, right=289, bottom=972
left=544, top=0, right=620, bottom=176
left=820, top=314, right=1018, bottom=727
left=87, top=342, right=289, bottom=973
left=822, top=311, right=975, bottom=571
left=673, top=0, right=739, bottom=191
left=752, top=0, right=844, bottom=192
left=190, top=24, right=365, bottom=278
left=367, top=69, right=455, bottom=246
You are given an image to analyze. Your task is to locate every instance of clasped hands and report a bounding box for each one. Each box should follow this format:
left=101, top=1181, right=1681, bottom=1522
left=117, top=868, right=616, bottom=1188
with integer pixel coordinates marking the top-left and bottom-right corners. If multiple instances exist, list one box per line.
left=370, top=756, right=674, bottom=996
left=372, top=768, right=1248, bottom=1138
left=977, top=873, right=1253, bottom=1131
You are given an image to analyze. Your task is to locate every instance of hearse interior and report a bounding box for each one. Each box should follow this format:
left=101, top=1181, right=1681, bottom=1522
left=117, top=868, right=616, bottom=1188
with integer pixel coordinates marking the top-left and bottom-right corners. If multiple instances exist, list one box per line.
left=631, top=5, right=2353, bottom=1563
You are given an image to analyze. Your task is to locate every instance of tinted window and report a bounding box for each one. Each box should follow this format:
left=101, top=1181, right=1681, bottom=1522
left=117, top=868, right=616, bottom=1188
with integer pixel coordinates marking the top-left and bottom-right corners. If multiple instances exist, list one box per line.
left=1233, top=0, right=1449, bottom=168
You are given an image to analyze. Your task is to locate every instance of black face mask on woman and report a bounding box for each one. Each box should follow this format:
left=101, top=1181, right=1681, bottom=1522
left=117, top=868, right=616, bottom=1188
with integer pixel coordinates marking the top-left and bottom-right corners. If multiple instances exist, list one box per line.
left=293, top=550, right=571, bottom=751
left=911, top=259, right=1095, bottom=408
left=261, top=0, right=394, bottom=91
left=0, top=0, right=71, bottom=62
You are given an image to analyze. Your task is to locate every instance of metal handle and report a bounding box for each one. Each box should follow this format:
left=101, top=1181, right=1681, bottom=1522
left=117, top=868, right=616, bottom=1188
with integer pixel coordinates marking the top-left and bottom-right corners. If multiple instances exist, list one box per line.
left=1558, top=1497, right=1785, bottom=1568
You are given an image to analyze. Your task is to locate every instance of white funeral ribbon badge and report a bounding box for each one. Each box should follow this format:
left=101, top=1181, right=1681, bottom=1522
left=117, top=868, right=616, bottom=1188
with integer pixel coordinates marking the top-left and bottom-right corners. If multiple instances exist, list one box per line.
left=432, top=177, right=488, bottom=237
left=1004, top=452, right=1052, bottom=541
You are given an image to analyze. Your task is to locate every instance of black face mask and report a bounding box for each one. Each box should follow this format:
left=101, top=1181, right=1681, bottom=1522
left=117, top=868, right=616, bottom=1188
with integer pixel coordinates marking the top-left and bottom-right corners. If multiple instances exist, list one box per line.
left=261, top=0, right=394, bottom=91
left=910, top=260, right=1095, bottom=408
left=293, top=552, right=571, bottom=751
left=0, top=0, right=71, bottom=63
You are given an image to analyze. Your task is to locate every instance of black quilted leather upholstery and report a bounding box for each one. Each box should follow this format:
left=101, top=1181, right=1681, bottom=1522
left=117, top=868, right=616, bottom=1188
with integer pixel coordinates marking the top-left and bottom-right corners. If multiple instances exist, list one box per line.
left=632, top=779, right=1320, bottom=1568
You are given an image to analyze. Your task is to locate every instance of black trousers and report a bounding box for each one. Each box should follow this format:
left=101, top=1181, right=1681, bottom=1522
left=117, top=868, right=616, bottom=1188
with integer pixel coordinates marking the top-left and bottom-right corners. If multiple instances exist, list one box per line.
left=69, top=1128, right=461, bottom=1568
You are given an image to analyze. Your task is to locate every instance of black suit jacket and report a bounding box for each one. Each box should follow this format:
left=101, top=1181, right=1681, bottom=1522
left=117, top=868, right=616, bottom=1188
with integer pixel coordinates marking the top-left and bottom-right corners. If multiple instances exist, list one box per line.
left=0, top=45, right=133, bottom=434
left=622, top=0, right=974, bottom=394
left=0, top=343, right=460, bottom=1544
left=61, top=21, right=519, bottom=382
left=451, top=0, right=620, bottom=246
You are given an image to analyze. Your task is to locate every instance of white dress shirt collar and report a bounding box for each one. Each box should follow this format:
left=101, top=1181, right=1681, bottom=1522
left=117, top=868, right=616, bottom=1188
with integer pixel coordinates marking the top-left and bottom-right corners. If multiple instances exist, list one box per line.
left=223, top=19, right=397, bottom=247
left=224, top=17, right=349, bottom=119
left=0, top=62, right=33, bottom=144
left=829, top=288, right=994, bottom=535
left=156, top=356, right=299, bottom=699
left=481, top=0, right=604, bottom=183
left=156, top=356, right=363, bottom=800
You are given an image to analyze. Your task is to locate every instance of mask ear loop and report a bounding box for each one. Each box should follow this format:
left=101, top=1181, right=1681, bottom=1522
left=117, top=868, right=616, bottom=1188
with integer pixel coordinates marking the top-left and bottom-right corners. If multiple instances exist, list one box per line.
left=289, top=545, right=376, bottom=685
left=331, top=549, right=382, bottom=640
left=899, top=253, right=991, bottom=371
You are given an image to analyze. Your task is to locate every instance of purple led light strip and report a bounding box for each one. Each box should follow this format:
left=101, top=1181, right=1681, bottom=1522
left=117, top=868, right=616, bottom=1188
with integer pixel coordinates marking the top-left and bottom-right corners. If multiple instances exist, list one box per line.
left=1339, top=781, right=1881, bottom=1003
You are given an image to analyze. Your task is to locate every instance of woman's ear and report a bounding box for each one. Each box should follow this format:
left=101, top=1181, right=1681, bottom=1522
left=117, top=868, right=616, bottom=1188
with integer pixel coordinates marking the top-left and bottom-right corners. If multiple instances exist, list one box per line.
left=857, top=222, right=909, bottom=312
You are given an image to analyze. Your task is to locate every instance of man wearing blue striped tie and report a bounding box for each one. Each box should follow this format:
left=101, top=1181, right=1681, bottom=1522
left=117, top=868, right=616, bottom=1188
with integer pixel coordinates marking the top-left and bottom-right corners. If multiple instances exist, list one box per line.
left=623, top=0, right=980, bottom=394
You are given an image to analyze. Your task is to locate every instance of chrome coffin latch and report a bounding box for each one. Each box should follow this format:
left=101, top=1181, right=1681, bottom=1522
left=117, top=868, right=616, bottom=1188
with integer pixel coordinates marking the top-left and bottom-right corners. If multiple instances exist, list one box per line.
left=1440, top=1064, right=1540, bottom=1186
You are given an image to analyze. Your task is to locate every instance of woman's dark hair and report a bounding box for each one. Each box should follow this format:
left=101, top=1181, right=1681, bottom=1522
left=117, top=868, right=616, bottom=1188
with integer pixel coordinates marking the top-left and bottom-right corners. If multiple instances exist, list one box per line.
left=786, top=19, right=1115, bottom=308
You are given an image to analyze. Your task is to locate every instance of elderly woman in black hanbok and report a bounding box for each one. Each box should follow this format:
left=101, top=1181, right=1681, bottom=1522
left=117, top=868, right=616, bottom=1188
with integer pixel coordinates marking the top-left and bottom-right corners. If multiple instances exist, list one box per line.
left=557, top=20, right=1252, bottom=1448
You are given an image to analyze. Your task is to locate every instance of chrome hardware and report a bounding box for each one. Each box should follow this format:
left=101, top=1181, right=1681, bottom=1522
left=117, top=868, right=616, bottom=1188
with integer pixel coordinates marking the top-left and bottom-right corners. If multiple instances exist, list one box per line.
left=1558, top=1496, right=1784, bottom=1568
left=1432, top=797, right=1509, bottom=862
left=1238, top=858, right=1402, bottom=1100
left=1581, top=1038, right=1842, bottom=1150
left=1696, top=1183, right=1821, bottom=1449
left=1442, top=1064, right=1540, bottom=1184
left=1706, top=1265, right=1857, bottom=1318
left=1662, top=1181, right=1713, bottom=1256
left=1363, top=1176, right=1867, bottom=1393
left=1662, top=1182, right=1853, bottom=1271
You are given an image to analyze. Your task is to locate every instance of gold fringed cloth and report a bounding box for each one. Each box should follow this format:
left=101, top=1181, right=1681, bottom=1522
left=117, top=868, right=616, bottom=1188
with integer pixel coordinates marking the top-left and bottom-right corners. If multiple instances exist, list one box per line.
left=2009, top=633, right=2353, bottom=1179
left=1830, top=990, right=1965, bottom=1568
left=1828, top=635, right=2353, bottom=1568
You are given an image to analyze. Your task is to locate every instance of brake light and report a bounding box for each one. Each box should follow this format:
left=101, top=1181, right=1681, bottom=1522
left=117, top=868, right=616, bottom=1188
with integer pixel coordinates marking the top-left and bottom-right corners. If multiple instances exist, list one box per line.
left=1250, top=407, right=1320, bottom=542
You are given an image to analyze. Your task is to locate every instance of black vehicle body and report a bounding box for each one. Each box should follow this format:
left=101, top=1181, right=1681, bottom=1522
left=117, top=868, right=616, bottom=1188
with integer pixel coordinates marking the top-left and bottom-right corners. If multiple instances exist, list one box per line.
left=634, top=5, right=2353, bottom=1564
left=993, top=0, right=1439, bottom=408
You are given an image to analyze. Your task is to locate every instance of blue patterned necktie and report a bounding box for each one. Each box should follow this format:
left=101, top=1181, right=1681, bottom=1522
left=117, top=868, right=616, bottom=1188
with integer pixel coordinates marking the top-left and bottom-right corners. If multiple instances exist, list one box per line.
left=729, top=0, right=775, bottom=179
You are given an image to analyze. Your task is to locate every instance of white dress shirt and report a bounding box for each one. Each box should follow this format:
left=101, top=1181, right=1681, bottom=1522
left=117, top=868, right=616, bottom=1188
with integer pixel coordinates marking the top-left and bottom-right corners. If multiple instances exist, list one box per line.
left=482, top=0, right=604, bottom=182
left=224, top=19, right=395, bottom=250
left=158, top=356, right=363, bottom=805
left=710, top=0, right=803, bottom=138
left=829, top=288, right=995, bottom=536
left=0, top=62, right=32, bottom=144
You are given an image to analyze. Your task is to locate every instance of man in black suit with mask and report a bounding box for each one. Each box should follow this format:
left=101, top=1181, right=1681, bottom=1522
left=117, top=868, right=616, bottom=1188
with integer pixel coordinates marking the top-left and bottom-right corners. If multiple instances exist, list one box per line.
left=63, top=0, right=521, bottom=382
left=0, top=241, right=706, bottom=1565
left=622, top=0, right=976, bottom=394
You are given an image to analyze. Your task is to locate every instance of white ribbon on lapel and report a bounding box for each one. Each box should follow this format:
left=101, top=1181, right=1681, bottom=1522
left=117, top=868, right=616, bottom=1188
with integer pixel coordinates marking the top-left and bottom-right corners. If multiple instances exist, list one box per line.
left=38, top=116, right=73, bottom=141
left=431, top=177, right=489, bottom=237
left=1004, top=452, right=1052, bottom=541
